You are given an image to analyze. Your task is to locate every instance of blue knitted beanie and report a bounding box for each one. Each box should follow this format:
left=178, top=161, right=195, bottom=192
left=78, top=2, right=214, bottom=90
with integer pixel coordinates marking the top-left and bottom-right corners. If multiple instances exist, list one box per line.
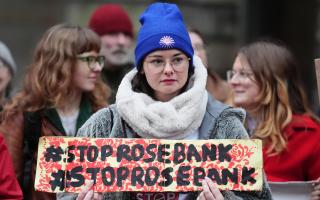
left=135, top=2, right=194, bottom=69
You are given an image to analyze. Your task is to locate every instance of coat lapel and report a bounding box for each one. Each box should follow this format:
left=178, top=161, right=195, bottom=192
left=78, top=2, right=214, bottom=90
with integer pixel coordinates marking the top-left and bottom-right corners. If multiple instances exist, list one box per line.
left=43, top=95, right=93, bottom=136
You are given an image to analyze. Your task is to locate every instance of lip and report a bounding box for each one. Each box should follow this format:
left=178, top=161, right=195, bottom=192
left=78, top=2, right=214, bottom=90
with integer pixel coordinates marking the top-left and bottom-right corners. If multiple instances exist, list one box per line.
left=233, top=91, right=246, bottom=95
left=234, top=90, right=245, bottom=92
left=161, top=79, right=176, bottom=83
left=88, top=76, right=97, bottom=80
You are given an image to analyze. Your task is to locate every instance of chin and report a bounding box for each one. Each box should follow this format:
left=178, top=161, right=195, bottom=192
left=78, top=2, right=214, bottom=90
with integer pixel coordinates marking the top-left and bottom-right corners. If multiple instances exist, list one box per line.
left=81, top=86, right=95, bottom=92
left=162, top=88, right=180, bottom=95
left=233, top=100, right=246, bottom=107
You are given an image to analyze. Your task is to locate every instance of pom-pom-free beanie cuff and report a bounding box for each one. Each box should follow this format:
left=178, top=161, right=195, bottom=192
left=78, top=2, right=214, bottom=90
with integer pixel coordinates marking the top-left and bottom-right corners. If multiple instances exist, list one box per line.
left=135, top=33, right=193, bottom=69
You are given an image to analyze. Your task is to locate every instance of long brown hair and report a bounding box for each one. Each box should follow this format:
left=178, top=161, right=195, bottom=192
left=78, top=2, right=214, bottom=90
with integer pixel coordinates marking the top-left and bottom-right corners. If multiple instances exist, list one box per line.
left=239, top=40, right=318, bottom=154
left=2, top=24, right=110, bottom=119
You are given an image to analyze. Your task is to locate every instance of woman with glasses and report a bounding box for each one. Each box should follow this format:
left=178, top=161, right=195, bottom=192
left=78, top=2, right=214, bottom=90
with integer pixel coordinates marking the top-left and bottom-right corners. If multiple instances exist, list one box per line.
left=0, top=24, right=110, bottom=200
left=228, top=40, right=320, bottom=199
left=60, top=3, right=272, bottom=200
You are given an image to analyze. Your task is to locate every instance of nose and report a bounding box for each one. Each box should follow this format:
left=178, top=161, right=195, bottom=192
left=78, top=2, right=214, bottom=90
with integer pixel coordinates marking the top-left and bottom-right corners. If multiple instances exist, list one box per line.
left=116, top=33, right=128, bottom=46
left=229, top=73, right=240, bottom=87
left=163, top=62, right=174, bottom=76
left=91, top=62, right=103, bottom=72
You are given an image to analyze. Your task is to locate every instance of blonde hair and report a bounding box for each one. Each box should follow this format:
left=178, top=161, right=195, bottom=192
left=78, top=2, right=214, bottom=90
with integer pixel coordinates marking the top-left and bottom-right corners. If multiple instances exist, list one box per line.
left=238, top=41, right=318, bottom=154
left=2, top=24, right=110, bottom=119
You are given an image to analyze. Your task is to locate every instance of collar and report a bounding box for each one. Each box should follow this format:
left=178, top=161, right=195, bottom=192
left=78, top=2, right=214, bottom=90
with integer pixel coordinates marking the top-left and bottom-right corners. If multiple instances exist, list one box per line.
left=198, top=95, right=230, bottom=139
left=43, top=95, right=92, bottom=135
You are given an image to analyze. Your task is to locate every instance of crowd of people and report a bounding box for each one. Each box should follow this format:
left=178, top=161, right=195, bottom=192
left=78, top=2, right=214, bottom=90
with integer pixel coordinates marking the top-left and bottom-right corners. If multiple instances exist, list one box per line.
left=0, top=2, right=319, bottom=200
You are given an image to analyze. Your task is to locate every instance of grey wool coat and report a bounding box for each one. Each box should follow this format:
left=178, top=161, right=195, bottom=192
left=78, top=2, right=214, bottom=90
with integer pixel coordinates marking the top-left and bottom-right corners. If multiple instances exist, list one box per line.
left=58, top=96, right=273, bottom=200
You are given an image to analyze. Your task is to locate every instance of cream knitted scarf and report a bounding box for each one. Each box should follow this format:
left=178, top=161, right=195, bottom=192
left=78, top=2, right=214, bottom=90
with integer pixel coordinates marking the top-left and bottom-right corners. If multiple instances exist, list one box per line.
left=116, top=56, right=208, bottom=139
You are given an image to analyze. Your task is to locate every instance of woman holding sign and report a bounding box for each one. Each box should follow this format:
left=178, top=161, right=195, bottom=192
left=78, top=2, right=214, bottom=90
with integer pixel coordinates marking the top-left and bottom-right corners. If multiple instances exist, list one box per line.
left=228, top=40, right=320, bottom=198
left=59, top=2, right=273, bottom=200
left=0, top=24, right=110, bottom=200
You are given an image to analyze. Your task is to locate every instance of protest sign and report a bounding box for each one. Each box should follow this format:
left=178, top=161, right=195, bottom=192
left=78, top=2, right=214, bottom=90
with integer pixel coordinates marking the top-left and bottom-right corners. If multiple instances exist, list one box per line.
left=35, top=137, right=262, bottom=193
left=269, top=181, right=316, bottom=200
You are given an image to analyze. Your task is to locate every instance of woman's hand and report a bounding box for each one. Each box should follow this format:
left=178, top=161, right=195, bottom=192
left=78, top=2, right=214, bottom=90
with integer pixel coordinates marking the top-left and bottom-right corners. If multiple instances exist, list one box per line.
left=311, top=178, right=320, bottom=200
left=76, top=181, right=103, bottom=200
left=197, top=177, right=224, bottom=200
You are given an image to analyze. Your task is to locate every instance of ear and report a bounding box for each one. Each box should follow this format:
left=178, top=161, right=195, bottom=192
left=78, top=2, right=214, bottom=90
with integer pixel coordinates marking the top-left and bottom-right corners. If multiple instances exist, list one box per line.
left=140, top=68, right=145, bottom=74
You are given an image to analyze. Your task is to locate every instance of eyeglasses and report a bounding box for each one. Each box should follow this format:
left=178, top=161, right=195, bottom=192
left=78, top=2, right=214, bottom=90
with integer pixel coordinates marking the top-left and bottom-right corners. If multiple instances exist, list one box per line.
left=226, top=70, right=254, bottom=82
left=77, top=55, right=105, bottom=70
left=144, top=56, right=190, bottom=73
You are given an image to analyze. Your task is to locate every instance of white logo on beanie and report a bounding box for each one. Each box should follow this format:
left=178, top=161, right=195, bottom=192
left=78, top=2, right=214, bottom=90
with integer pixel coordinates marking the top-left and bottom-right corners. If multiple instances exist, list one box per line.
left=159, top=36, right=175, bottom=48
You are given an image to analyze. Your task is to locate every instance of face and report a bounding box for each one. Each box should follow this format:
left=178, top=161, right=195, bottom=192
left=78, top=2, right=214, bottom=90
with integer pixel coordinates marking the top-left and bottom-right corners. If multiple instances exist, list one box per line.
left=142, top=49, right=190, bottom=102
left=73, top=51, right=103, bottom=92
left=0, top=60, right=12, bottom=95
left=100, top=32, right=133, bottom=69
left=229, top=54, right=260, bottom=111
left=189, top=31, right=208, bottom=67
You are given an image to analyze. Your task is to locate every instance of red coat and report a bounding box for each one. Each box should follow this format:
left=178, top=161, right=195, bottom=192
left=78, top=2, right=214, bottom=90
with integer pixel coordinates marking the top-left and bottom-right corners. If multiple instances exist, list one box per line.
left=0, top=134, right=23, bottom=199
left=263, top=114, right=320, bottom=181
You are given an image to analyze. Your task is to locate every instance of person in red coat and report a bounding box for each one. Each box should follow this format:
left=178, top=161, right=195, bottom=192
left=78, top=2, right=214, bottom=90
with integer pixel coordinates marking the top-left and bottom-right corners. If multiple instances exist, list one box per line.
left=228, top=40, right=320, bottom=198
left=0, top=134, right=22, bottom=199
left=263, top=114, right=320, bottom=182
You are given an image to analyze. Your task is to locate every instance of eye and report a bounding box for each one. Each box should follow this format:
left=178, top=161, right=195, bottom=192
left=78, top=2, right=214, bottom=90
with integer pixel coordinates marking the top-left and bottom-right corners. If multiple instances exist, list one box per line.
left=150, top=59, right=164, bottom=66
left=97, top=56, right=105, bottom=64
left=96, top=56, right=102, bottom=61
left=239, top=71, right=247, bottom=77
left=172, top=57, right=183, bottom=65
left=87, top=56, right=96, bottom=63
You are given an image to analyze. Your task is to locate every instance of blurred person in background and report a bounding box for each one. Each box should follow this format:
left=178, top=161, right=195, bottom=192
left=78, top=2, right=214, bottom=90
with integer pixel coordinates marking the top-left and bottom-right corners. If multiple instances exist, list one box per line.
left=228, top=40, right=320, bottom=199
left=0, top=24, right=110, bottom=200
left=188, top=28, right=232, bottom=104
left=0, top=41, right=17, bottom=108
left=89, top=3, right=134, bottom=103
